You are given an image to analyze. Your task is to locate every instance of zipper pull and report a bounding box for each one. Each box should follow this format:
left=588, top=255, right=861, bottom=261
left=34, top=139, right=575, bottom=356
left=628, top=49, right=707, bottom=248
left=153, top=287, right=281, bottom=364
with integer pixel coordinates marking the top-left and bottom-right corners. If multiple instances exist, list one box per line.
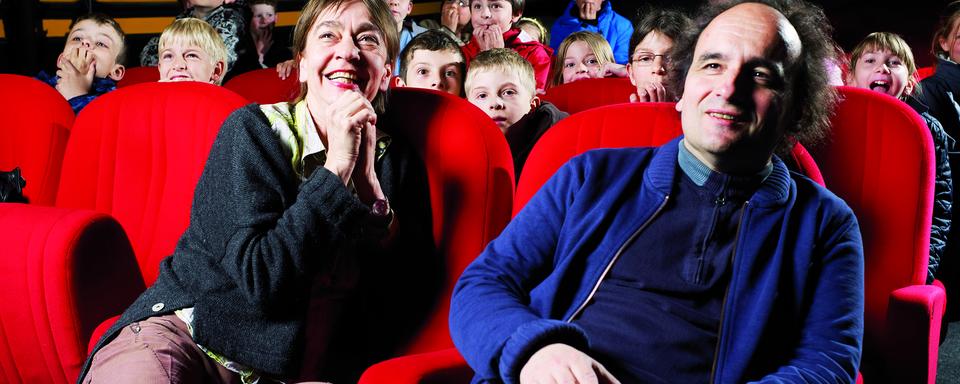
left=714, top=195, right=726, bottom=206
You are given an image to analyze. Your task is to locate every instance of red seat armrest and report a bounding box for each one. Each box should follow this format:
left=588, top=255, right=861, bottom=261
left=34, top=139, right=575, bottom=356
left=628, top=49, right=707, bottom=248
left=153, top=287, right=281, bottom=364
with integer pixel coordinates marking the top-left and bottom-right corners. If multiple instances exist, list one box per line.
left=884, top=284, right=946, bottom=384
left=359, top=348, right=471, bottom=384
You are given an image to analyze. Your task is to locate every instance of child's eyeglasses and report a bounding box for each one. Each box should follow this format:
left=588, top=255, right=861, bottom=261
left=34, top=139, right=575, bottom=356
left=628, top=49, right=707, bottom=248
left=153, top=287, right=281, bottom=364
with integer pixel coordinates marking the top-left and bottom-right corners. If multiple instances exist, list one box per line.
left=631, top=53, right=670, bottom=67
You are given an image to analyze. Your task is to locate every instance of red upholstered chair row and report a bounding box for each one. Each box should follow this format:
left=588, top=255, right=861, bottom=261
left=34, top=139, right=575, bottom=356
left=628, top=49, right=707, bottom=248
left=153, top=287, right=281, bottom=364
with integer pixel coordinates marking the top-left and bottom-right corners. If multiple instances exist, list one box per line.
left=0, top=75, right=74, bottom=206
left=541, top=77, right=636, bottom=115
left=359, top=87, right=944, bottom=383
left=0, top=85, right=517, bottom=383
left=917, top=66, right=935, bottom=81
left=0, top=82, right=248, bottom=383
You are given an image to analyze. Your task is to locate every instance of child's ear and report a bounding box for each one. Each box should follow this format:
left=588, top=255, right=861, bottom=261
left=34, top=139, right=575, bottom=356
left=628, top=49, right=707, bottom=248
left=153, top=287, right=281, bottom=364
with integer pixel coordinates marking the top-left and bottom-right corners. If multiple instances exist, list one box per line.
left=626, top=63, right=636, bottom=86
left=210, top=61, right=226, bottom=84
left=843, top=70, right=853, bottom=86
left=394, top=76, right=406, bottom=88
left=904, top=77, right=916, bottom=97
left=530, top=95, right=540, bottom=109
left=107, top=64, right=126, bottom=81
left=675, top=97, right=683, bottom=112
left=940, top=36, right=951, bottom=55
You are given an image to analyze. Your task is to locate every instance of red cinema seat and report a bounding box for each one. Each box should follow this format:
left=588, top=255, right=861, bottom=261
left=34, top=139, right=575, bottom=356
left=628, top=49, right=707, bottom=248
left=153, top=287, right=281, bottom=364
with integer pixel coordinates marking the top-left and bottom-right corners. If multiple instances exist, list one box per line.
left=357, top=88, right=515, bottom=384
left=224, top=67, right=300, bottom=104
left=0, top=74, right=73, bottom=205
left=116, top=66, right=159, bottom=88
left=917, top=66, right=935, bottom=81
left=0, top=82, right=247, bottom=383
left=541, top=77, right=636, bottom=114
left=379, top=87, right=515, bottom=353
left=360, top=101, right=826, bottom=384
left=811, top=86, right=945, bottom=383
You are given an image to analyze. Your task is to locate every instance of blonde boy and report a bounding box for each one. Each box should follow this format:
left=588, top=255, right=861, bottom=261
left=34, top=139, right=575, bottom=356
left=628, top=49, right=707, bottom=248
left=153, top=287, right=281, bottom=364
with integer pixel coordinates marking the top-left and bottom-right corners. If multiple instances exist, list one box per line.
left=38, top=13, right=126, bottom=113
left=158, top=18, right=228, bottom=85
left=466, top=48, right=567, bottom=179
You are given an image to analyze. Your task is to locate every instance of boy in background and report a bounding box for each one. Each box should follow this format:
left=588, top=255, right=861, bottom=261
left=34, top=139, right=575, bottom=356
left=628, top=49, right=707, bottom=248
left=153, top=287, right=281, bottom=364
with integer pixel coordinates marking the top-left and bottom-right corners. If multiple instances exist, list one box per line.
left=38, top=13, right=126, bottom=113
left=390, top=0, right=428, bottom=75
left=396, top=29, right=466, bottom=96
left=462, top=0, right=552, bottom=93
left=465, top=48, right=567, bottom=179
left=157, top=18, right=229, bottom=85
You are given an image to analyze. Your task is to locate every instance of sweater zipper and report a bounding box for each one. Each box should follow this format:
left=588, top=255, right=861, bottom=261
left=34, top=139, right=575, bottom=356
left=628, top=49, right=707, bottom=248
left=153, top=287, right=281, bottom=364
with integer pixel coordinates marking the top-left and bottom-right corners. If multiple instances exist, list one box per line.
left=709, top=201, right=749, bottom=383
left=565, top=195, right=670, bottom=322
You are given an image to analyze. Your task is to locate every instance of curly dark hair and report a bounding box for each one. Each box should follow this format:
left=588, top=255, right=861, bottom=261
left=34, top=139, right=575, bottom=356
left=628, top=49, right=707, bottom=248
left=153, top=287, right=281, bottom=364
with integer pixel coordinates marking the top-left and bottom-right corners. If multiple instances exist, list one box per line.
left=628, top=6, right=693, bottom=60
left=666, top=0, right=838, bottom=155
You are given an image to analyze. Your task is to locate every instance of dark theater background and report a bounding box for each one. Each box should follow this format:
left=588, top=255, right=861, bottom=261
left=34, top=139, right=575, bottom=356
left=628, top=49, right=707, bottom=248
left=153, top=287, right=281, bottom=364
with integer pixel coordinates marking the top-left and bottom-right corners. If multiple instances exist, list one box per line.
left=0, top=0, right=954, bottom=75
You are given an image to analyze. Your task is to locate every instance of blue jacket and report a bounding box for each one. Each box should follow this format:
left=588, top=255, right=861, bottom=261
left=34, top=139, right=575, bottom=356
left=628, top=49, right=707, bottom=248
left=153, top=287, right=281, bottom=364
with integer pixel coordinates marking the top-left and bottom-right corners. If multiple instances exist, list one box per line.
left=37, top=70, right=117, bottom=114
left=550, top=0, right=634, bottom=64
left=450, top=138, right=864, bottom=383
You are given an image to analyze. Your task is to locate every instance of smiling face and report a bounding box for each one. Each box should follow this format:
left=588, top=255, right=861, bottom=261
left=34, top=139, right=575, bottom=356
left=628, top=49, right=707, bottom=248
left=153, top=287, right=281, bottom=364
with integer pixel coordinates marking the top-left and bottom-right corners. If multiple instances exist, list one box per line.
left=61, top=19, right=125, bottom=80
left=466, top=68, right=536, bottom=131
left=251, top=3, right=277, bottom=30
left=561, top=40, right=601, bottom=84
left=471, top=0, right=518, bottom=32
left=676, top=3, right=801, bottom=173
left=400, top=49, right=464, bottom=95
left=849, top=49, right=912, bottom=99
left=158, top=40, right=225, bottom=84
left=627, top=31, right=673, bottom=92
left=298, top=0, right=393, bottom=113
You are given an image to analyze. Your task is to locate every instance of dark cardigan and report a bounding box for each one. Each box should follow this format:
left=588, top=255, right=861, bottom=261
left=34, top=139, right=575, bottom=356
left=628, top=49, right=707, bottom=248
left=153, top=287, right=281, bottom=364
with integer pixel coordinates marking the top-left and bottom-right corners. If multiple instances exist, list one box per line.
left=79, top=104, right=438, bottom=382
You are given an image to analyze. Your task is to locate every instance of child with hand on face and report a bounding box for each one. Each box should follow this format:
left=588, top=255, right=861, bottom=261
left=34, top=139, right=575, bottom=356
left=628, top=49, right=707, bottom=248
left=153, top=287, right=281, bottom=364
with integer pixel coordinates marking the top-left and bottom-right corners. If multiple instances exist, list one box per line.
left=37, top=13, right=126, bottom=114
left=158, top=18, right=229, bottom=84
left=466, top=48, right=567, bottom=180
left=626, top=7, right=691, bottom=103
left=395, top=29, right=466, bottom=96
left=847, top=32, right=954, bottom=284
left=462, top=0, right=552, bottom=93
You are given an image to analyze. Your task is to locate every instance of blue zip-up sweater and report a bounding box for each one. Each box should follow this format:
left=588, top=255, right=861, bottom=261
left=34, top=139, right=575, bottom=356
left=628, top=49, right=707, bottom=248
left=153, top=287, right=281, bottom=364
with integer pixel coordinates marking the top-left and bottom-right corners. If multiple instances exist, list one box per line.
left=450, top=138, right=864, bottom=383
left=550, top=1, right=634, bottom=64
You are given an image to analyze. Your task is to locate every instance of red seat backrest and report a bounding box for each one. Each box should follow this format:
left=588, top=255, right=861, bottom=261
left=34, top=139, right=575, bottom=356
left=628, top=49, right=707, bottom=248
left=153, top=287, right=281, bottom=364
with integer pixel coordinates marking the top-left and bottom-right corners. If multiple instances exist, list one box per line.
left=541, top=77, right=636, bottom=114
left=810, top=86, right=934, bottom=360
left=0, top=74, right=74, bottom=205
left=116, top=66, right=160, bottom=88
left=224, top=67, right=300, bottom=104
left=55, top=82, right=248, bottom=285
left=379, top=87, right=515, bottom=354
left=515, top=102, right=682, bottom=213
left=917, top=66, right=935, bottom=81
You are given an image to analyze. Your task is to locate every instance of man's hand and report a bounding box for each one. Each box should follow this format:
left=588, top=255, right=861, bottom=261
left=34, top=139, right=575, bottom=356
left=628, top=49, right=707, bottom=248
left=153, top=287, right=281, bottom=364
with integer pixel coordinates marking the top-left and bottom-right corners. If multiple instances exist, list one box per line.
left=629, top=81, right=668, bottom=103
left=55, top=48, right=96, bottom=100
left=474, top=24, right=505, bottom=52
left=276, top=59, right=297, bottom=80
left=577, top=1, right=600, bottom=21
left=520, top=343, right=621, bottom=384
left=320, top=91, right=378, bottom=185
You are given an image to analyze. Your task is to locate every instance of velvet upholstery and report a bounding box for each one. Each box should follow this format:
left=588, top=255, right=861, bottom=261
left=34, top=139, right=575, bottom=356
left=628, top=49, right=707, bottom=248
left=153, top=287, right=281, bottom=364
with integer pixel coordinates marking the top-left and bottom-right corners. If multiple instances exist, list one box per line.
left=0, top=74, right=73, bottom=205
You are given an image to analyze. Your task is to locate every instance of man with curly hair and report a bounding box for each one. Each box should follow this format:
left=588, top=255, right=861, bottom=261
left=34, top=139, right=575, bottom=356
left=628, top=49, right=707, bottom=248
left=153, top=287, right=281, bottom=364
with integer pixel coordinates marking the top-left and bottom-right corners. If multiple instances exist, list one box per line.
left=450, top=1, right=864, bottom=383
